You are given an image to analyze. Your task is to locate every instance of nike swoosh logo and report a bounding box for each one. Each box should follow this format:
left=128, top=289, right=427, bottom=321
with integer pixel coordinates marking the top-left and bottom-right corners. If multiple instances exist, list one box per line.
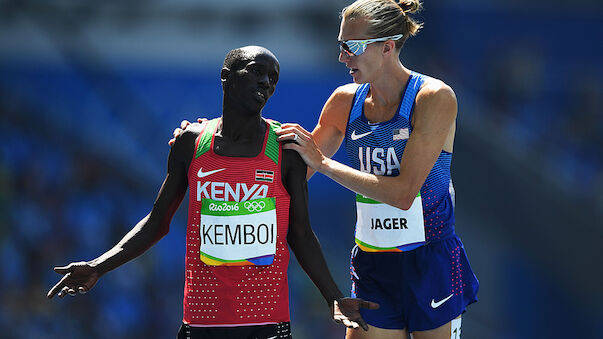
left=267, top=337, right=277, bottom=339
left=350, top=130, right=372, bottom=140
left=197, top=168, right=226, bottom=178
left=431, top=293, right=454, bottom=308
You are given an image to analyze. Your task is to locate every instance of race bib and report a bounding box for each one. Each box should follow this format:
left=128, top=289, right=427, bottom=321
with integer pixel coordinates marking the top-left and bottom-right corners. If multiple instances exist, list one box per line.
left=199, top=197, right=277, bottom=266
left=354, top=193, right=425, bottom=252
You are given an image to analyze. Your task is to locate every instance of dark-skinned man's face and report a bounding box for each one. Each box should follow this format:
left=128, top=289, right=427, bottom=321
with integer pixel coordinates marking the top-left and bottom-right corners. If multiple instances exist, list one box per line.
left=226, top=51, right=280, bottom=113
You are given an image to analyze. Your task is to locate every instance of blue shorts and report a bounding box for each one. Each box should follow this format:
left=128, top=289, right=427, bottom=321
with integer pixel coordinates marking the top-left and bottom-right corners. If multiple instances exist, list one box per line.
left=350, top=234, right=479, bottom=332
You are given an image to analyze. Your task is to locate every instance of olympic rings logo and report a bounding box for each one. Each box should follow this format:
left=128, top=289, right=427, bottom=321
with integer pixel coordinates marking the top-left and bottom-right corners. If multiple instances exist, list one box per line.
left=244, top=201, right=266, bottom=212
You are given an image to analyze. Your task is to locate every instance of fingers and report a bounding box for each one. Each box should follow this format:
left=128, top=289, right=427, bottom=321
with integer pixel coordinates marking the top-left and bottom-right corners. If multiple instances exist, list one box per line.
left=334, top=315, right=360, bottom=330
left=58, top=286, right=70, bottom=298
left=169, top=117, right=205, bottom=146
left=47, top=274, right=70, bottom=298
left=275, top=123, right=312, bottom=140
left=277, top=133, right=302, bottom=144
left=279, top=123, right=307, bottom=133
left=180, top=120, right=191, bottom=129
left=169, top=125, right=189, bottom=146
left=168, top=127, right=183, bottom=146
left=337, top=315, right=364, bottom=330
left=276, top=126, right=313, bottom=146
left=47, top=285, right=61, bottom=298
left=173, top=127, right=183, bottom=139
left=333, top=308, right=361, bottom=330
left=278, top=126, right=312, bottom=139
left=357, top=317, right=369, bottom=331
left=342, top=319, right=358, bottom=329
left=333, top=298, right=375, bottom=332
left=48, top=280, right=89, bottom=299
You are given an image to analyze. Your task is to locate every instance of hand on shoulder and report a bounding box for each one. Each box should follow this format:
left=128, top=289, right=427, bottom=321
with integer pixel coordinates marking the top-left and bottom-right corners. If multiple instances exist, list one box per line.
left=168, top=118, right=209, bottom=146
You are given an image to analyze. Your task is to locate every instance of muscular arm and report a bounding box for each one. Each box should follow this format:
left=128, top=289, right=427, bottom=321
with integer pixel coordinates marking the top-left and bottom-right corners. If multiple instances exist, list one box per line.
left=282, top=147, right=379, bottom=329
left=48, top=129, right=197, bottom=298
left=280, top=81, right=457, bottom=210
left=283, top=149, right=343, bottom=304
left=306, top=85, right=354, bottom=179
left=91, top=131, right=195, bottom=274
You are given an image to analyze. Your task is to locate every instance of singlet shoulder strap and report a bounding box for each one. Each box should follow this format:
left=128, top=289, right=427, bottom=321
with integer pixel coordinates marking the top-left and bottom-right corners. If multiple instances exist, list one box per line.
left=264, top=118, right=281, bottom=165
left=195, top=118, right=220, bottom=158
left=348, top=83, right=370, bottom=123
left=398, top=72, right=425, bottom=121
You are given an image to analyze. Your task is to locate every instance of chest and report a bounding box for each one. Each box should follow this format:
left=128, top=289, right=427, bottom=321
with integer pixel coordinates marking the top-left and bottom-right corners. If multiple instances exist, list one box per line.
left=213, top=136, right=264, bottom=157
left=362, top=97, right=416, bottom=127
left=191, top=155, right=281, bottom=202
left=345, top=119, right=411, bottom=176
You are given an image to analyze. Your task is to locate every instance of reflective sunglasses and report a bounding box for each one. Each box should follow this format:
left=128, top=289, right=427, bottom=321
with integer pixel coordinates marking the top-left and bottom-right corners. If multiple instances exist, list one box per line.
left=338, top=34, right=404, bottom=56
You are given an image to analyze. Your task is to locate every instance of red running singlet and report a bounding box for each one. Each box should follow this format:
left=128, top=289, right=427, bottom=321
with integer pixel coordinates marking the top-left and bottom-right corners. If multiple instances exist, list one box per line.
left=182, top=118, right=291, bottom=327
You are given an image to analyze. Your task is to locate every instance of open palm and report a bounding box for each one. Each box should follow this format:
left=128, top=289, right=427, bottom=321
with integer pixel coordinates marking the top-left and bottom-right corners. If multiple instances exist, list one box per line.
left=332, top=297, right=380, bottom=331
left=47, top=261, right=101, bottom=298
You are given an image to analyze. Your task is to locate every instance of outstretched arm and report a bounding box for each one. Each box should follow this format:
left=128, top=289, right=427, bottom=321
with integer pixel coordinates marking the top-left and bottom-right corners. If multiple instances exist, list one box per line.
left=282, top=149, right=378, bottom=330
left=277, top=81, right=457, bottom=210
left=47, top=130, right=196, bottom=298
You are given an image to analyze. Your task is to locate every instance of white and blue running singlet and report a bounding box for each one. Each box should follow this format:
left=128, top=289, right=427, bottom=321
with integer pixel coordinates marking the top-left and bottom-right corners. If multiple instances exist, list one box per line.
left=345, top=72, right=456, bottom=250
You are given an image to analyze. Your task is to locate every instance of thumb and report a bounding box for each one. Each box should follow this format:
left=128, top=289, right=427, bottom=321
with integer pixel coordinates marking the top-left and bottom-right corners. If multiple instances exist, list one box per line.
left=361, top=300, right=380, bottom=310
left=53, top=265, right=72, bottom=275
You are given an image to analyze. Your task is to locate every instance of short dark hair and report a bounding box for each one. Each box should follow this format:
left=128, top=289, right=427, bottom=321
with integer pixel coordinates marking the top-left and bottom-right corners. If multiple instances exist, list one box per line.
left=222, top=48, right=251, bottom=72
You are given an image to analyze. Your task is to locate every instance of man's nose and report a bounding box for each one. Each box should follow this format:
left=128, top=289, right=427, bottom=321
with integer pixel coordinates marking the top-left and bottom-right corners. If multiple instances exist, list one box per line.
left=258, top=73, right=270, bottom=86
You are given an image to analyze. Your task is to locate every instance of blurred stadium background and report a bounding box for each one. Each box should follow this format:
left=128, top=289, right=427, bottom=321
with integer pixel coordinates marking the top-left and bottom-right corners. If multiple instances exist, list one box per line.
left=1, top=0, right=602, bottom=338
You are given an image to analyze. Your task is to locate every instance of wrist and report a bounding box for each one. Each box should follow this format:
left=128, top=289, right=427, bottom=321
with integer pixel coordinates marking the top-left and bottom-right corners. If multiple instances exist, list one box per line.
left=88, top=258, right=108, bottom=276
left=317, top=156, right=330, bottom=174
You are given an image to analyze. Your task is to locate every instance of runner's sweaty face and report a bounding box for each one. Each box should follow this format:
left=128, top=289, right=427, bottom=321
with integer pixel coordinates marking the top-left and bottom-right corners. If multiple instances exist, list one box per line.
left=338, top=16, right=385, bottom=84
left=225, top=49, right=280, bottom=113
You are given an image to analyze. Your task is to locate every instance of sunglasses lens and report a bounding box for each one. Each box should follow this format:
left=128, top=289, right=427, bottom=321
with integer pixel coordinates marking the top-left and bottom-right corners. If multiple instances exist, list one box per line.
left=347, top=42, right=366, bottom=56
left=339, top=42, right=354, bottom=56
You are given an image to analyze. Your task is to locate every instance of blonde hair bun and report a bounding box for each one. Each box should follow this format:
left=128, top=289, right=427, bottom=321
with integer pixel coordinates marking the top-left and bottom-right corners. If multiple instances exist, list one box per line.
left=397, top=0, right=422, bottom=15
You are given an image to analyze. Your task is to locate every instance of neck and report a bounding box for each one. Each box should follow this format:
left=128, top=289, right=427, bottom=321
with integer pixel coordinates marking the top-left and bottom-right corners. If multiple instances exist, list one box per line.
left=219, top=109, right=265, bottom=141
left=368, top=59, right=411, bottom=106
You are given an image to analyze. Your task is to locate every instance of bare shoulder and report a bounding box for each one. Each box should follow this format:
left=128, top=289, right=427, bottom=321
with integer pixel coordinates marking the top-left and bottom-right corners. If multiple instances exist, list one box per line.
left=328, top=83, right=359, bottom=106
left=415, top=77, right=457, bottom=116
left=319, top=83, right=359, bottom=130
left=179, top=123, right=204, bottom=144
left=172, top=122, right=205, bottom=159
left=281, top=148, right=307, bottom=187
left=334, top=83, right=359, bottom=96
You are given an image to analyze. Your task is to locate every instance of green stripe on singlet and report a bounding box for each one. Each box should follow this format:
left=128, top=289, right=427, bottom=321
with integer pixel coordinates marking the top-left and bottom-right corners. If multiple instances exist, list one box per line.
left=195, top=118, right=220, bottom=158
left=265, top=120, right=281, bottom=165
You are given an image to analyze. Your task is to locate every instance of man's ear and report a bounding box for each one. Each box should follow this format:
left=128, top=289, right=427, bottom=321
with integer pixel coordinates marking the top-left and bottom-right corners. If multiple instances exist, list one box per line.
left=221, top=67, right=230, bottom=85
